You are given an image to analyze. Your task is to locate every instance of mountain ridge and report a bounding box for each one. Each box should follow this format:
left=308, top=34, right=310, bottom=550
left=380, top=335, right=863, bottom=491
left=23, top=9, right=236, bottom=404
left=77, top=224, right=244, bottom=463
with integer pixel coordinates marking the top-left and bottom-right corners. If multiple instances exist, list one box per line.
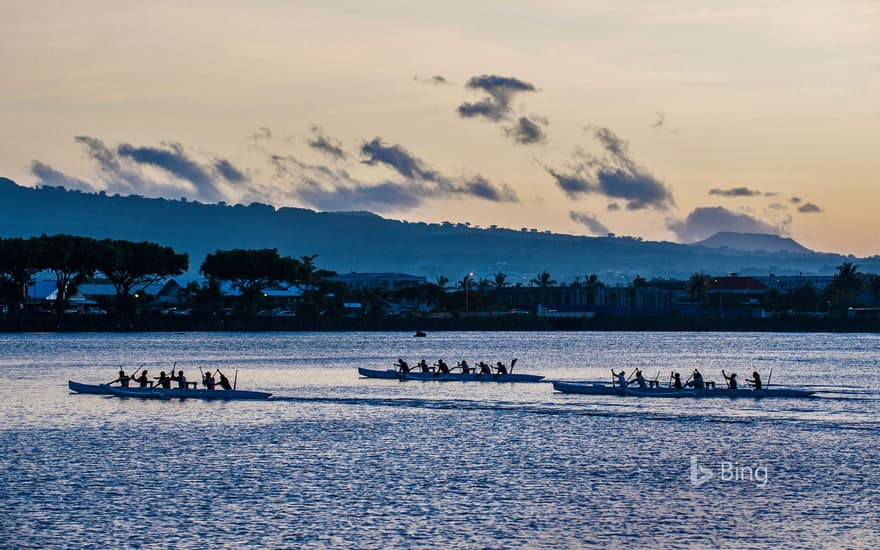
left=0, top=178, right=874, bottom=281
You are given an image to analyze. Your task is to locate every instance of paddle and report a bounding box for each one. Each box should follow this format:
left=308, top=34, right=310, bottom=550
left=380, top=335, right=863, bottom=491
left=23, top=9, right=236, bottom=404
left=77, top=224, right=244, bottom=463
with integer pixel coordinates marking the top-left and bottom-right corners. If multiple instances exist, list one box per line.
left=766, top=368, right=773, bottom=389
left=509, top=358, right=518, bottom=374
left=233, top=369, right=238, bottom=390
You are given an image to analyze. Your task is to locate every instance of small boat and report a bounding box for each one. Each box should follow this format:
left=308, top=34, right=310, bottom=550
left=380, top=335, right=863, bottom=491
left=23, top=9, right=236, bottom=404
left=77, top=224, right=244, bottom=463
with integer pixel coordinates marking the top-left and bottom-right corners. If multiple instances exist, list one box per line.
left=358, top=367, right=544, bottom=383
left=106, top=386, right=271, bottom=400
left=413, top=331, right=427, bottom=337
left=552, top=381, right=815, bottom=398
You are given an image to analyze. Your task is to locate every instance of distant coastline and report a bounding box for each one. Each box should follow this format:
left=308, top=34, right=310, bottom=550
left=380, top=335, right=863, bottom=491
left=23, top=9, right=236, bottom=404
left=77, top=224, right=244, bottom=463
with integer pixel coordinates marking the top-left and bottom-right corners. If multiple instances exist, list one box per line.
left=3, top=315, right=880, bottom=334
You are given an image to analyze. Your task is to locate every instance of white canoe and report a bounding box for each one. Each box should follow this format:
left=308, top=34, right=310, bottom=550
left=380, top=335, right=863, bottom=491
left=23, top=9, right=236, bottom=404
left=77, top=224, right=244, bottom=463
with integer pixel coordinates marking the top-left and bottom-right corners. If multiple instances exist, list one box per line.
left=358, top=367, right=544, bottom=383
left=553, top=381, right=815, bottom=398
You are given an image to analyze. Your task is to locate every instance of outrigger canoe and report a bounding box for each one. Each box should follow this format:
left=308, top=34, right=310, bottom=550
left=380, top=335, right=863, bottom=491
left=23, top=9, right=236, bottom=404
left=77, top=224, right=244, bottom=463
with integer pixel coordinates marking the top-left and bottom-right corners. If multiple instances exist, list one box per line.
left=552, top=381, right=815, bottom=399
left=69, top=380, right=271, bottom=400
left=358, top=367, right=544, bottom=383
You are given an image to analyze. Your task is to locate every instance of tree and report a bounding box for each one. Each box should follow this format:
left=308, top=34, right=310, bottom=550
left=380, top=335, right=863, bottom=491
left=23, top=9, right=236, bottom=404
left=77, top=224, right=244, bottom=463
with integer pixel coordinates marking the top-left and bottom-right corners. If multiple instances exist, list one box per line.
left=435, top=276, right=449, bottom=289
left=0, top=237, right=48, bottom=315
left=828, top=261, right=865, bottom=313
left=687, top=272, right=711, bottom=304
left=867, top=274, right=880, bottom=306
left=493, top=272, right=508, bottom=289
left=531, top=271, right=556, bottom=308
left=96, top=239, right=188, bottom=317
left=39, top=234, right=100, bottom=315
left=789, top=284, right=820, bottom=313
left=200, top=248, right=294, bottom=314
left=585, top=274, right=604, bottom=305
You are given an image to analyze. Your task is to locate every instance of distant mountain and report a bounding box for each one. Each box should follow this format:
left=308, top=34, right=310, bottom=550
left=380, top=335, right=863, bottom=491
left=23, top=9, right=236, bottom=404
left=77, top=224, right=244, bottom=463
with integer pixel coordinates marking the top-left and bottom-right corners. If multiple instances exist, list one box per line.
left=0, top=178, right=875, bottom=281
left=693, top=232, right=813, bottom=254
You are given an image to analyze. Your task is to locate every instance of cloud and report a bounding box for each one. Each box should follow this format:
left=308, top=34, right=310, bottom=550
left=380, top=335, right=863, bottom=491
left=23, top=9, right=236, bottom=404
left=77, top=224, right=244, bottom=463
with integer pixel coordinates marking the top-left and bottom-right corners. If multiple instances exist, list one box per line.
left=74, top=135, right=159, bottom=195
left=415, top=75, right=448, bottom=85
left=790, top=196, right=802, bottom=204
left=709, top=187, right=762, bottom=197
left=360, top=138, right=441, bottom=181
left=457, top=74, right=537, bottom=122
left=667, top=206, right=779, bottom=242
left=505, top=116, right=547, bottom=145
left=117, top=142, right=224, bottom=202
left=267, top=138, right=518, bottom=213
left=307, top=126, right=347, bottom=160
left=213, top=159, right=247, bottom=183
left=545, top=127, right=674, bottom=210
left=768, top=203, right=787, bottom=210
left=569, top=211, right=609, bottom=235
left=31, top=161, right=95, bottom=191
left=798, top=202, right=822, bottom=213
left=607, top=202, right=621, bottom=211
left=68, top=135, right=235, bottom=202
left=651, top=112, right=665, bottom=128
left=248, top=127, right=273, bottom=140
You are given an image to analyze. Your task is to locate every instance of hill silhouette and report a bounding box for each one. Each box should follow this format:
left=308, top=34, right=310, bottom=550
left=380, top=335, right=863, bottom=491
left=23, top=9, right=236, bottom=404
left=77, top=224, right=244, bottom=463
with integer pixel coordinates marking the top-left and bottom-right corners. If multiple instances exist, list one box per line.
left=693, top=232, right=813, bottom=254
left=1, top=177, right=875, bottom=281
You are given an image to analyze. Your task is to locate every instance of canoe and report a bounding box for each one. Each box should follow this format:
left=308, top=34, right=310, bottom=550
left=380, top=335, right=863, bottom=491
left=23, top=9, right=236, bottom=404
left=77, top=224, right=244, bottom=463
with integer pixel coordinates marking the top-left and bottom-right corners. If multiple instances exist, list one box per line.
left=358, top=367, right=544, bottom=383
left=105, top=386, right=271, bottom=400
left=552, top=381, right=815, bottom=398
left=69, top=380, right=116, bottom=395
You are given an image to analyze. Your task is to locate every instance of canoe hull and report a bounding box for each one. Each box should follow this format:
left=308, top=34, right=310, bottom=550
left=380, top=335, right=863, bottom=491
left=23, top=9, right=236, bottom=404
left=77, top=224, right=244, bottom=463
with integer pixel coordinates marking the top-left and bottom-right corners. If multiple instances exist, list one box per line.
left=68, top=380, right=114, bottom=395
left=358, top=367, right=543, bottom=383
left=106, top=386, right=271, bottom=400
left=553, top=381, right=814, bottom=398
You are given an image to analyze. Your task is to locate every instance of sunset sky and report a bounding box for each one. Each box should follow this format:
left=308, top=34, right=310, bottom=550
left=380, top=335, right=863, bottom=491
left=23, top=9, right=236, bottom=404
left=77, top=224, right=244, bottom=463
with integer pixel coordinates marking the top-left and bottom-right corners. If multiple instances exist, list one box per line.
left=3, top=1, right=878, bottom=255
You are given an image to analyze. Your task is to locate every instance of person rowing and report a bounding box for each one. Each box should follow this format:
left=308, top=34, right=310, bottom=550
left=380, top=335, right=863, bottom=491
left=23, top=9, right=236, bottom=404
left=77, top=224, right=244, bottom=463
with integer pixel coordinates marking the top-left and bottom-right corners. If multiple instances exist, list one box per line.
left=477, top=361, right=492, bottom=375
left=631, top=369, right=648, bottom=389
left=495, top=361, right=508, bottom=375
left=747, top=371, right=763, bottom=390
left=611, top=369, right=628, bottom=388
left=170, top=370, right=188, bottom=389
left=203, top=370, right=216, bottom=390
left=721, top=370, right=738, bottom=389
left=395, top=358, right=410, bottom=373
left=671, top=372, right=682, bottom=390
left=217, top=371, right=232, bottom=390
left=154, top=371, right=172, bottom=389
left=134, top=370, right=150, bottom=388
left=112, top=369, right=131, bottom=388
left=458, top=360, right=471, bottom=374
left=418, top=359, right=430, bottom=373
left=686, top=369, right=705, bottom=389
left=435, top=359, right=451, bottom=374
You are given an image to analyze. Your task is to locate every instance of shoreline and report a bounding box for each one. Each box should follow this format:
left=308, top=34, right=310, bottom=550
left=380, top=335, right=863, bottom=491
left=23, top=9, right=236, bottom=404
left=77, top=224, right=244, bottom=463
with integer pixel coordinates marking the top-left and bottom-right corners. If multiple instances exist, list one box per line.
left=3, top=315, right=880, bottom=333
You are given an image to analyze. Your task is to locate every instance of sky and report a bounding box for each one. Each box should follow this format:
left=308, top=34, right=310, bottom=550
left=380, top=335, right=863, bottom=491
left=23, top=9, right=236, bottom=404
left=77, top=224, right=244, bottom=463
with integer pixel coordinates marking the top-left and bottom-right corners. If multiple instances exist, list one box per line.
left=3, top=1, right=879, bottom=255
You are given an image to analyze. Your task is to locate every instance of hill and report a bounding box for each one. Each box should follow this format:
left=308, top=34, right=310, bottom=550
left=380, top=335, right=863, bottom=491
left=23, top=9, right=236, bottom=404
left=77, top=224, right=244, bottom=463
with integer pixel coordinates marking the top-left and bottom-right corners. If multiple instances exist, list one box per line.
left=0, top=177, right=875, bottom=281
left=693, top=232, right=813, bottom=254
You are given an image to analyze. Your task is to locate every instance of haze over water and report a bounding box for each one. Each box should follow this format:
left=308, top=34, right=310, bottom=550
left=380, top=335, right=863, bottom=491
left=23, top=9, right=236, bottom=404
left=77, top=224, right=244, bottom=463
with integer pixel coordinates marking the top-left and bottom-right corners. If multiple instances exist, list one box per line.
left=1, top=331, right=878, bottom=548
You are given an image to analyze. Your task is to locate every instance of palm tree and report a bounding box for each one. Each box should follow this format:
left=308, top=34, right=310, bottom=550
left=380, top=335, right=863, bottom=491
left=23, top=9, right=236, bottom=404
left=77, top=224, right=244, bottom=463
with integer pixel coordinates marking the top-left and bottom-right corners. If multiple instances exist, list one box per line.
left=867, top=274, right=880, bottom=306
left=435, top=275, right=449, bottom=289
left=531, top=271, right=556, bottom=310
left=493, top=272, right=508, bottom=289
left=828, top=261, right=865, bottom=313
left=585, top=274, right=604, bottom=305
left=687, top=272, right=711, bottom=304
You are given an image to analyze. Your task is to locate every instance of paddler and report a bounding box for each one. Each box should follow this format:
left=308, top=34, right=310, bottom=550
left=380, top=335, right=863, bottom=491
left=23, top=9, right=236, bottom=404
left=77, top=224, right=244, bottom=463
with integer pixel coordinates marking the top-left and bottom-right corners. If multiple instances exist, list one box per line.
left=418, top=359, right=430, bottom=373
left=217, top=371, right=232, bottom=390
left=477, top=361, right=492, bottom=375
left=632, top=369, right=647, bottom=389
left=611, top=369, right=628, bottom=387
left=747, top=371, right=763, bottom=390
left=671, top=372, right=682, bottom=390
left=154, top=371, right=172, bottom=389
left=134, top=370, right=150, bottom=388
left=396, top=358, right=410, bottom=373
left=495, top=361, right=508, bottom=375
left=458, top=360, right=471, bottom=374
left=170, top=370, right=188, bottom=388
left=436, top=359, right=451, bottom=374
left=113, top=369, right=131, bottom=388
left=687, top=369, right=705, bottom=389
left=721, top=370, right=738, bottom=389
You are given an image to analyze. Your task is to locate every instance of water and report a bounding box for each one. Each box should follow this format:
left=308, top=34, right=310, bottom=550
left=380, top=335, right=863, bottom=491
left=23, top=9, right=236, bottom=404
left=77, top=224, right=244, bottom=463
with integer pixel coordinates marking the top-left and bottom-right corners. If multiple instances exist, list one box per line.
left=0, top=331, right=878, bottom=548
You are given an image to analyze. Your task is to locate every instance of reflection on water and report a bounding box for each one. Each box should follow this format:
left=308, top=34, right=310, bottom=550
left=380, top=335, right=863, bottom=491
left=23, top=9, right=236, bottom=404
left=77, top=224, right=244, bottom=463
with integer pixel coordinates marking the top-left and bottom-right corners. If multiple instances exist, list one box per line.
left=0, top=331, right=878, bottom=548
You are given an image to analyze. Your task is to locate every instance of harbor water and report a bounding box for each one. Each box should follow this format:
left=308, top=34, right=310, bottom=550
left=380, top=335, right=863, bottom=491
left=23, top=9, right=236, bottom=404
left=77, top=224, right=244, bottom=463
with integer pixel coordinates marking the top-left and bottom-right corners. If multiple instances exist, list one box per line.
left=1, top=331, right=878, bottom=548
